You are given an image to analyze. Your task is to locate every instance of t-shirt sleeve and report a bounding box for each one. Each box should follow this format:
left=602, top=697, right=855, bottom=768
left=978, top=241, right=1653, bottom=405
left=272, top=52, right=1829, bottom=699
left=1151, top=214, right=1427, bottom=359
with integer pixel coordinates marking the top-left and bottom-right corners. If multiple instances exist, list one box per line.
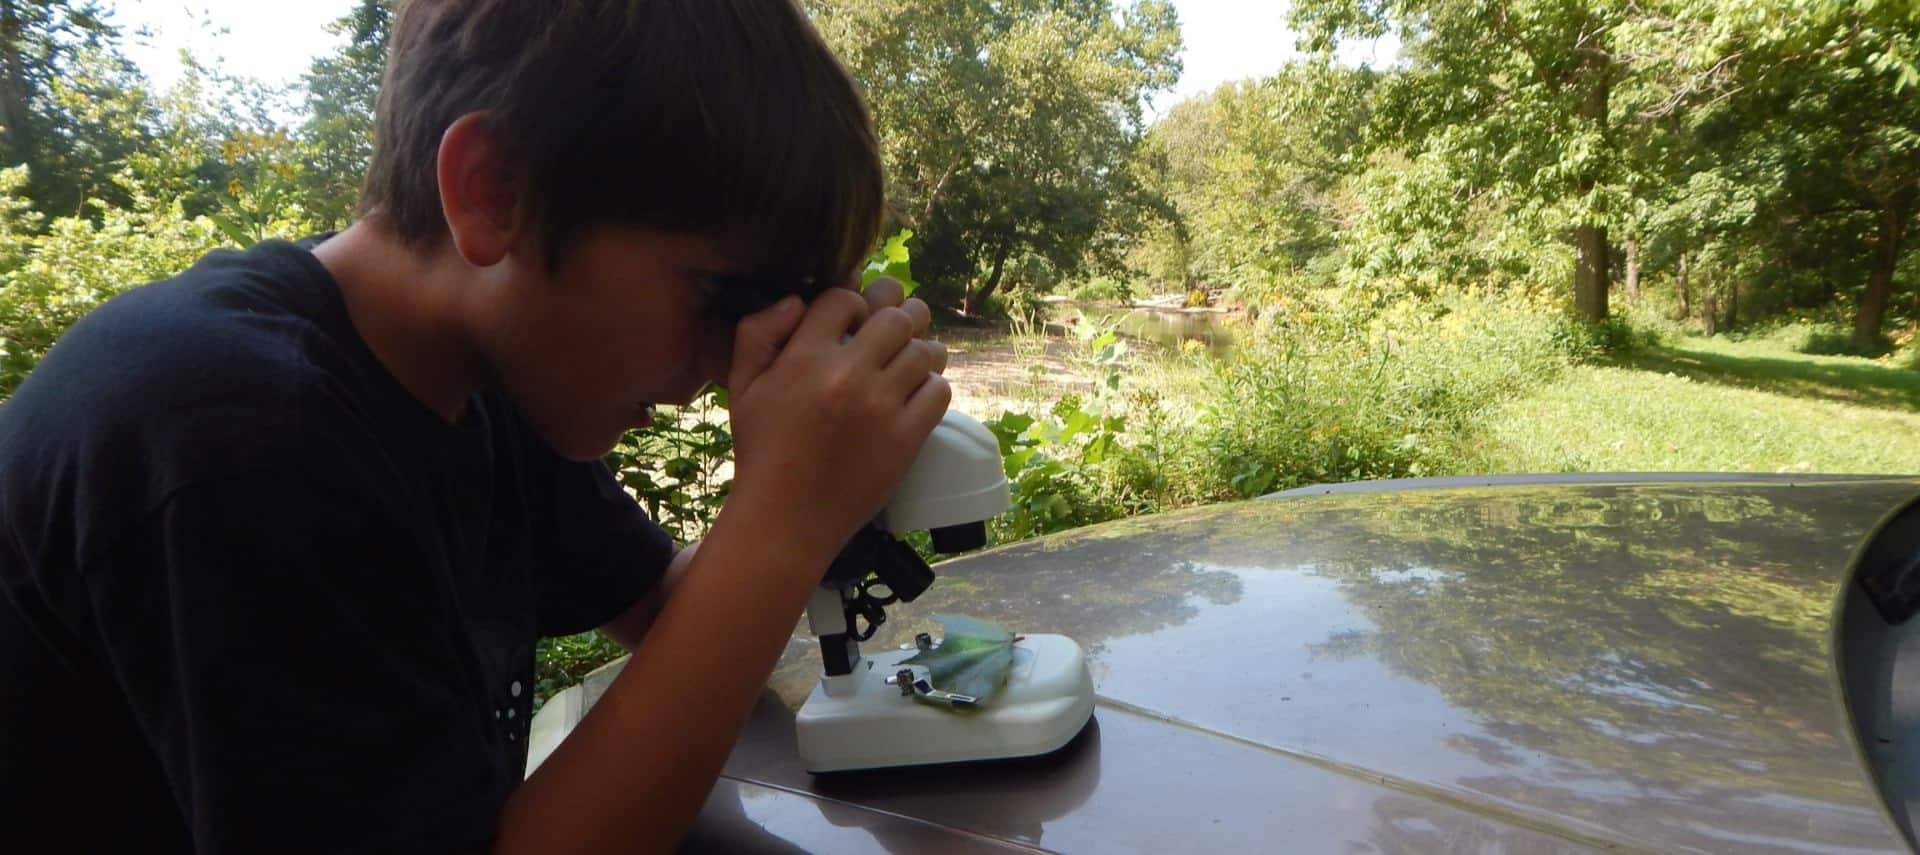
left=526, top=445, right=678, bottom=639
left=88, top=466, right=506, bottom=853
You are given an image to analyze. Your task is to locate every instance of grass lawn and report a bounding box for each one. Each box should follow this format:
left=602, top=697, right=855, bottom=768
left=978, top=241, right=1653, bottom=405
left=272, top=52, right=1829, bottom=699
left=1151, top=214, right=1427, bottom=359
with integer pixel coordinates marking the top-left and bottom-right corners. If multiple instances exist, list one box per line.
left=1479, top=335, right=1920, bottom=475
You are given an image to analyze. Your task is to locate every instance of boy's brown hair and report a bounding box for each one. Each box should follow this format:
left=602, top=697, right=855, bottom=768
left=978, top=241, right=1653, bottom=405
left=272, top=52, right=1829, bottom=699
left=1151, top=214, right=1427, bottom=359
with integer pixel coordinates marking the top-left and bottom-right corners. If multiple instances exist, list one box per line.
left=362, top=0, right=884, bottom=290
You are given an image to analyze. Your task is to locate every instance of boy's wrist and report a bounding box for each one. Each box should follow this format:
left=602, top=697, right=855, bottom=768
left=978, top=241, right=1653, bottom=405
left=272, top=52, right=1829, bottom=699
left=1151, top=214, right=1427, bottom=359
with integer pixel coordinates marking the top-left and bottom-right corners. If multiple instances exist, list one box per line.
left=711, top=486, right=856, bottom=579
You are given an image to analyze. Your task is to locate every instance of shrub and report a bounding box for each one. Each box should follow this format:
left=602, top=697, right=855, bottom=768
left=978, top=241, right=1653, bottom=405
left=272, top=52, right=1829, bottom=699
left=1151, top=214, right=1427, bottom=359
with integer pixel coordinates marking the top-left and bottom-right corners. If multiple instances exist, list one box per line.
left=1548, top=306, right=1674, bottom=361
left=533, top=631, right=627, bottom=708
left=1801, top=328, right=1891, bottom=358
left=0, top=175, right=225, bottom=398
left=1173, top=293, right=1572, bottom=496
left=1730, top=317, right=1894, bottom=358
left=1063, top=275, right=1134, bottom=303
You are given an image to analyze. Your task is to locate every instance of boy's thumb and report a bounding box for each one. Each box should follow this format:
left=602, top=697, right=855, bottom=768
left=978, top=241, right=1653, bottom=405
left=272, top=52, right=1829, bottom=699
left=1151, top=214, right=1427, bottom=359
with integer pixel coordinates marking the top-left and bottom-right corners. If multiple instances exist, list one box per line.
left=727, top=295, right=805, bottom=394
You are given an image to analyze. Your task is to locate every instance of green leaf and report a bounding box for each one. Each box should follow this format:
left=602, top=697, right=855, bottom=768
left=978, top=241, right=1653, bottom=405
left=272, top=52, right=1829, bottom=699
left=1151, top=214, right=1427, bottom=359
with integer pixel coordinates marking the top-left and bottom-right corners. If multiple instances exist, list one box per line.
left=862, top=229, right=918, bottom=297
left=986, top=412, right=1036, bottom=452
left=663, top=457, right=699, bottom=480
left=881, top=228, right=914, bottom=264
left=899, top=614, right=1017, bottom=706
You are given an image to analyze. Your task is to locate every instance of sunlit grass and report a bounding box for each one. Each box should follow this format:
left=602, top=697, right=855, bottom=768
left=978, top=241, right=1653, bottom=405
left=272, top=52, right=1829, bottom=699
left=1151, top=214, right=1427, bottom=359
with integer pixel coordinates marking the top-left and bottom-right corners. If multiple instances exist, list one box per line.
left=1617, top=335, right=1920, bottom=412
left=1479, top=336, right=1920, bottom=475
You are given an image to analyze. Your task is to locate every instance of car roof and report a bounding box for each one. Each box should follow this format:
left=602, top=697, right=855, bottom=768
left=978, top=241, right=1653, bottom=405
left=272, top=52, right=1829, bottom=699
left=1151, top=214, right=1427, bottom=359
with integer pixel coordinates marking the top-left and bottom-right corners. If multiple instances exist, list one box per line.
left=559, top=477, right=1920, bottom=851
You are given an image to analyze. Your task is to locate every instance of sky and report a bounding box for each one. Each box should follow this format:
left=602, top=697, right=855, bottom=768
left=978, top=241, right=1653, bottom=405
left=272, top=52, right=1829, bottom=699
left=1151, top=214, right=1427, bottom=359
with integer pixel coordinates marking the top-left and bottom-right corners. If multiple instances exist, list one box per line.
left=112, top=0, right=1399, bottom=113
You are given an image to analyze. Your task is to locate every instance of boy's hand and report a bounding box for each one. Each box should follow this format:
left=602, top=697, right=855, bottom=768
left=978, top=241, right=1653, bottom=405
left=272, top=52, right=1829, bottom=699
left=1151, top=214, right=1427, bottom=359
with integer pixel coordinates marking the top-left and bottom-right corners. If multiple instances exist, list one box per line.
left=722, top=277, right=950, bottom=562
left=856, top=276, right=947, bottom=373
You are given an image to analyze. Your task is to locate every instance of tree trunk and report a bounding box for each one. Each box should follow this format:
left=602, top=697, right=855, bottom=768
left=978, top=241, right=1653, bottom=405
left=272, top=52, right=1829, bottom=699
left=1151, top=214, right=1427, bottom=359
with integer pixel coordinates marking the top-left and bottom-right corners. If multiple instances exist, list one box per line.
left=1702, top=276, right=1718, bottom=337
left=1623, top=239, right=1640, bottom=301
left=1571, top=63, right=1612, bottom=322
left=1854, top=194, right=1913, bottom=351
left=1574, top=224, right=1610, bottom=321
left=0, top=0, right=28, bottom=165
left=1724, top=278, right=1738, bottom=331
left=1675, top=252, right=1691, bottom=320
left=964, top=242, right=1014, bottom=316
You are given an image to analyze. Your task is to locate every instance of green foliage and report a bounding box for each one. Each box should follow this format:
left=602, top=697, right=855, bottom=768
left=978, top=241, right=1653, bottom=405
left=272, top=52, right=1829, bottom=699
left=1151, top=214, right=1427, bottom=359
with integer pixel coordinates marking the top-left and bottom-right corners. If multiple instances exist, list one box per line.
left=861, top=228, right=917, bottom=296
left=1132, top=65, right=1373, bottom=296
left=0, top=170, right=222, bottom=397
left=533, top=630, right=626, bottom=708
left=897, top=613, right=1018, bottom=706
left=1064, top=275, right=1134, bottom=303
left=1550, top=313, right=1668, bottom=361
left=298, top=0, right=391, bottom=230
left=0, top=1, right=135, bottom=216
left=603, top=389, right=733, bottom=544
left=810, top=0, right=1183, bottom=311
left=984, top=329, right=1134, bottom=539
left=1182, top=294, right=1575, bottom=495
left=208, top=129, right=323, bottom=246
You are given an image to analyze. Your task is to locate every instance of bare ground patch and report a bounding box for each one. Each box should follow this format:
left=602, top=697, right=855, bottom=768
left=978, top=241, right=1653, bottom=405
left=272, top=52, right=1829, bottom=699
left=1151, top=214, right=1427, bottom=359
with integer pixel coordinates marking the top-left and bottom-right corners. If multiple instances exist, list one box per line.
left=937, top=327, right=1096, bottom=419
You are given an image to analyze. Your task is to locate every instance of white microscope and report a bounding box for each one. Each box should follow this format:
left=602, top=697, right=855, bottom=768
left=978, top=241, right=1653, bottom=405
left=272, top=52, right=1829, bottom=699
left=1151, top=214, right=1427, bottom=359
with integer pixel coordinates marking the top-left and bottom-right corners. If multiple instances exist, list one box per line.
left=795, top=410, right=1096, bottom=773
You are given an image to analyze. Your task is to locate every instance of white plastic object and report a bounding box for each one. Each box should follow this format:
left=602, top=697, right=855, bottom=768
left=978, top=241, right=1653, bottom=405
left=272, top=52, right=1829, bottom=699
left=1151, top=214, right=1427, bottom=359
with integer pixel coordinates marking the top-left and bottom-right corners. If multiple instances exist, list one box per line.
left=880, top=410, right=1011, bottom=534
left=796, top=633, right=1095, bottom=773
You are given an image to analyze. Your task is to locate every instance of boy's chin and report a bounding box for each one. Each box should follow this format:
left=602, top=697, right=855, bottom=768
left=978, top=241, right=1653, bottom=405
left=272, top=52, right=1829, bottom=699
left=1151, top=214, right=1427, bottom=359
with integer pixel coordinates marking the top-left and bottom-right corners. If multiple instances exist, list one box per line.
left=534, top=421, right=628, bottom=462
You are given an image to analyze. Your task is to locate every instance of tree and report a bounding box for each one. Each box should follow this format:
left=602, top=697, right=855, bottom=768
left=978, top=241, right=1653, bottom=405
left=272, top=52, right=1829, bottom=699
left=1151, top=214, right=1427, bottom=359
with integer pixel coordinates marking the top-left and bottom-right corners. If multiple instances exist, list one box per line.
left=1135, top=64, right=1372, bottom=298
left=0, top=0, right=156, bottom=217
left=1620, top=0, right=1920, bottom=345
left=1732, top=0, right=1920, bottom=349
left=808, top=0, right=1182, bottom=313
left=1293, top=0, right=1633, bottom=321
left=0, top=166, right=221, bottom=397
left=298, top=0, right=391, bottom=229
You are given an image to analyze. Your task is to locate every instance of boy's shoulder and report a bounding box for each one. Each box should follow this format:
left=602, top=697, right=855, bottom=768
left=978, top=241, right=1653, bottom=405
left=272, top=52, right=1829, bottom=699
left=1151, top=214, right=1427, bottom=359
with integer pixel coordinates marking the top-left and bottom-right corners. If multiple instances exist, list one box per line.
left=49, top=238, right=348, bottom=402
left=0, top=239, right=410, bottom=528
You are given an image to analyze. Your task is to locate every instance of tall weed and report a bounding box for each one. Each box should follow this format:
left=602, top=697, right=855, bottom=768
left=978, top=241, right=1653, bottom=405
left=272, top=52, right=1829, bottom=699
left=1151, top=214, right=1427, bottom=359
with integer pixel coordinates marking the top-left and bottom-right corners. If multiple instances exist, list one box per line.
left=1159, top=293, right=1574, bottom=497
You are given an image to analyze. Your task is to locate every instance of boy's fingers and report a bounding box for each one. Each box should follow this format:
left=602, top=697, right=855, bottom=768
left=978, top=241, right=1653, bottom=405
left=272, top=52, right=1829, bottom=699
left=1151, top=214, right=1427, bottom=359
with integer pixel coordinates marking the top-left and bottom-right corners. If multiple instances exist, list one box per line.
left=863, top=278, right=931, bottom=339
left=863, top=277, right=904, bottom=312
left=903, top=373, right=952, bottom=437
left=794, top=287, right=872, bottom=346
left=881, top=339, right=935, bottom=395
left=925, top=339, right=948, bottom=374
left=726, top=296, right=805, bottom=394
left=850, top=306, right=916, bottom=368
left=901, top=297, right=931, bottom=337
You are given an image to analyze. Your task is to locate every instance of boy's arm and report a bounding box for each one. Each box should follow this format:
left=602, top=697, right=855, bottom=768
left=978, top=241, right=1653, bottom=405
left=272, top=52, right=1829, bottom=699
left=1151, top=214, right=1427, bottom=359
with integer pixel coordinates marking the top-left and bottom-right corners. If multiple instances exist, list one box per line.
left=596, top=542, right=697, bottom=651
left=497, top=288, right=948, bottom=854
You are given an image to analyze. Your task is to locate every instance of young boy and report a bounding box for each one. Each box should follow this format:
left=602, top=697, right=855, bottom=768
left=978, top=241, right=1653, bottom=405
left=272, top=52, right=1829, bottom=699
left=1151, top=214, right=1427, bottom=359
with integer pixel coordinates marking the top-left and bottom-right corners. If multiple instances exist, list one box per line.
left=0, top=0, right=948, bottom=851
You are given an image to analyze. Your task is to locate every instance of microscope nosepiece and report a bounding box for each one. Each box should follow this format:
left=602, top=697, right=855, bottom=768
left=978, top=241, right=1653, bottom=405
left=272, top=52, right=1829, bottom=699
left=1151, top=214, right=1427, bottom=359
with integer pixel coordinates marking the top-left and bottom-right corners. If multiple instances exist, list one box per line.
left=929, top=521, right=988, bottom=554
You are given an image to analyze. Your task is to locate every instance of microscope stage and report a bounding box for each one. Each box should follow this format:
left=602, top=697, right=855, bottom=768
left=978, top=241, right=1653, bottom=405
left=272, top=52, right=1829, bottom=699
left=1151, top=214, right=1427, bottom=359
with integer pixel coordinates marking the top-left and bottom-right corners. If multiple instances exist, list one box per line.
left=796, top=633, right=1095, bottom=773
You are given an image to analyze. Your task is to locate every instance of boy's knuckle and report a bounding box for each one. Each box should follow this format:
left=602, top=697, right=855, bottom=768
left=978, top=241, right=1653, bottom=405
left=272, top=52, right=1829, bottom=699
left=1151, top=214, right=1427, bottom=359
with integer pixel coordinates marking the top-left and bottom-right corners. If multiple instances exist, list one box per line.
left=907, top=340, right=933, bottom=371
left=823, top=288, right=866, bottom=315
left=872, top=307, right=911, bottom=335
left=925, top=373, right=953, bottom=404
left=822, top=366, right=859, bottom=403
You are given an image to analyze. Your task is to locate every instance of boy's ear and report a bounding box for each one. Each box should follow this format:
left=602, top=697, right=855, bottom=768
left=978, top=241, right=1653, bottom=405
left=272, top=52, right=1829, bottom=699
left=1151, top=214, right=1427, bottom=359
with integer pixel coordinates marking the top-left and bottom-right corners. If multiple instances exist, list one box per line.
left=437, top=112, right=529, bottom=268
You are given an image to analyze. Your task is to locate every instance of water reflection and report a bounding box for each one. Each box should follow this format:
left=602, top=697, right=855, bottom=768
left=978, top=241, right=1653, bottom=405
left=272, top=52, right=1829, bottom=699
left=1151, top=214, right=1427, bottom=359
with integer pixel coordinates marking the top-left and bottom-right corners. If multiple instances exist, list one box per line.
left=1068, top=304, right=1236, bottom=356
left=1368, top=794, right=1585, bottom=854
left=1067, top=482, right=1918, bottom=851
left=697, top=480, right=1920, bottom=850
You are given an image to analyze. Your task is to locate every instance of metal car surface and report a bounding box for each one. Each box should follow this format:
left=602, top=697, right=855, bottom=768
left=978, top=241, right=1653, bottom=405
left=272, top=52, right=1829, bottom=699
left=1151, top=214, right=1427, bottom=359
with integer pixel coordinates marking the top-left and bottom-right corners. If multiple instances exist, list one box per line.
left=534, top=476, right=1920, bottom=853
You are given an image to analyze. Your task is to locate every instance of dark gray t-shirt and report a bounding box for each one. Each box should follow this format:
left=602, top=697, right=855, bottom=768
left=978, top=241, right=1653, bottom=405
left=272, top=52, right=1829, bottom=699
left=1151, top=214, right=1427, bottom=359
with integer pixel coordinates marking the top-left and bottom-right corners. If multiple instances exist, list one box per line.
left=0, top=239, right=674, bottom=852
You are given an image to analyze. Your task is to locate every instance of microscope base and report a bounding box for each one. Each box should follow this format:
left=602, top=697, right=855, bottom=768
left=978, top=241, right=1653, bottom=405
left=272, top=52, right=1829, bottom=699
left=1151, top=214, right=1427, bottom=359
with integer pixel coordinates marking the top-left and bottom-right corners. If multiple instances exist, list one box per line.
left=796, top=633, right=1095, bottom=773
